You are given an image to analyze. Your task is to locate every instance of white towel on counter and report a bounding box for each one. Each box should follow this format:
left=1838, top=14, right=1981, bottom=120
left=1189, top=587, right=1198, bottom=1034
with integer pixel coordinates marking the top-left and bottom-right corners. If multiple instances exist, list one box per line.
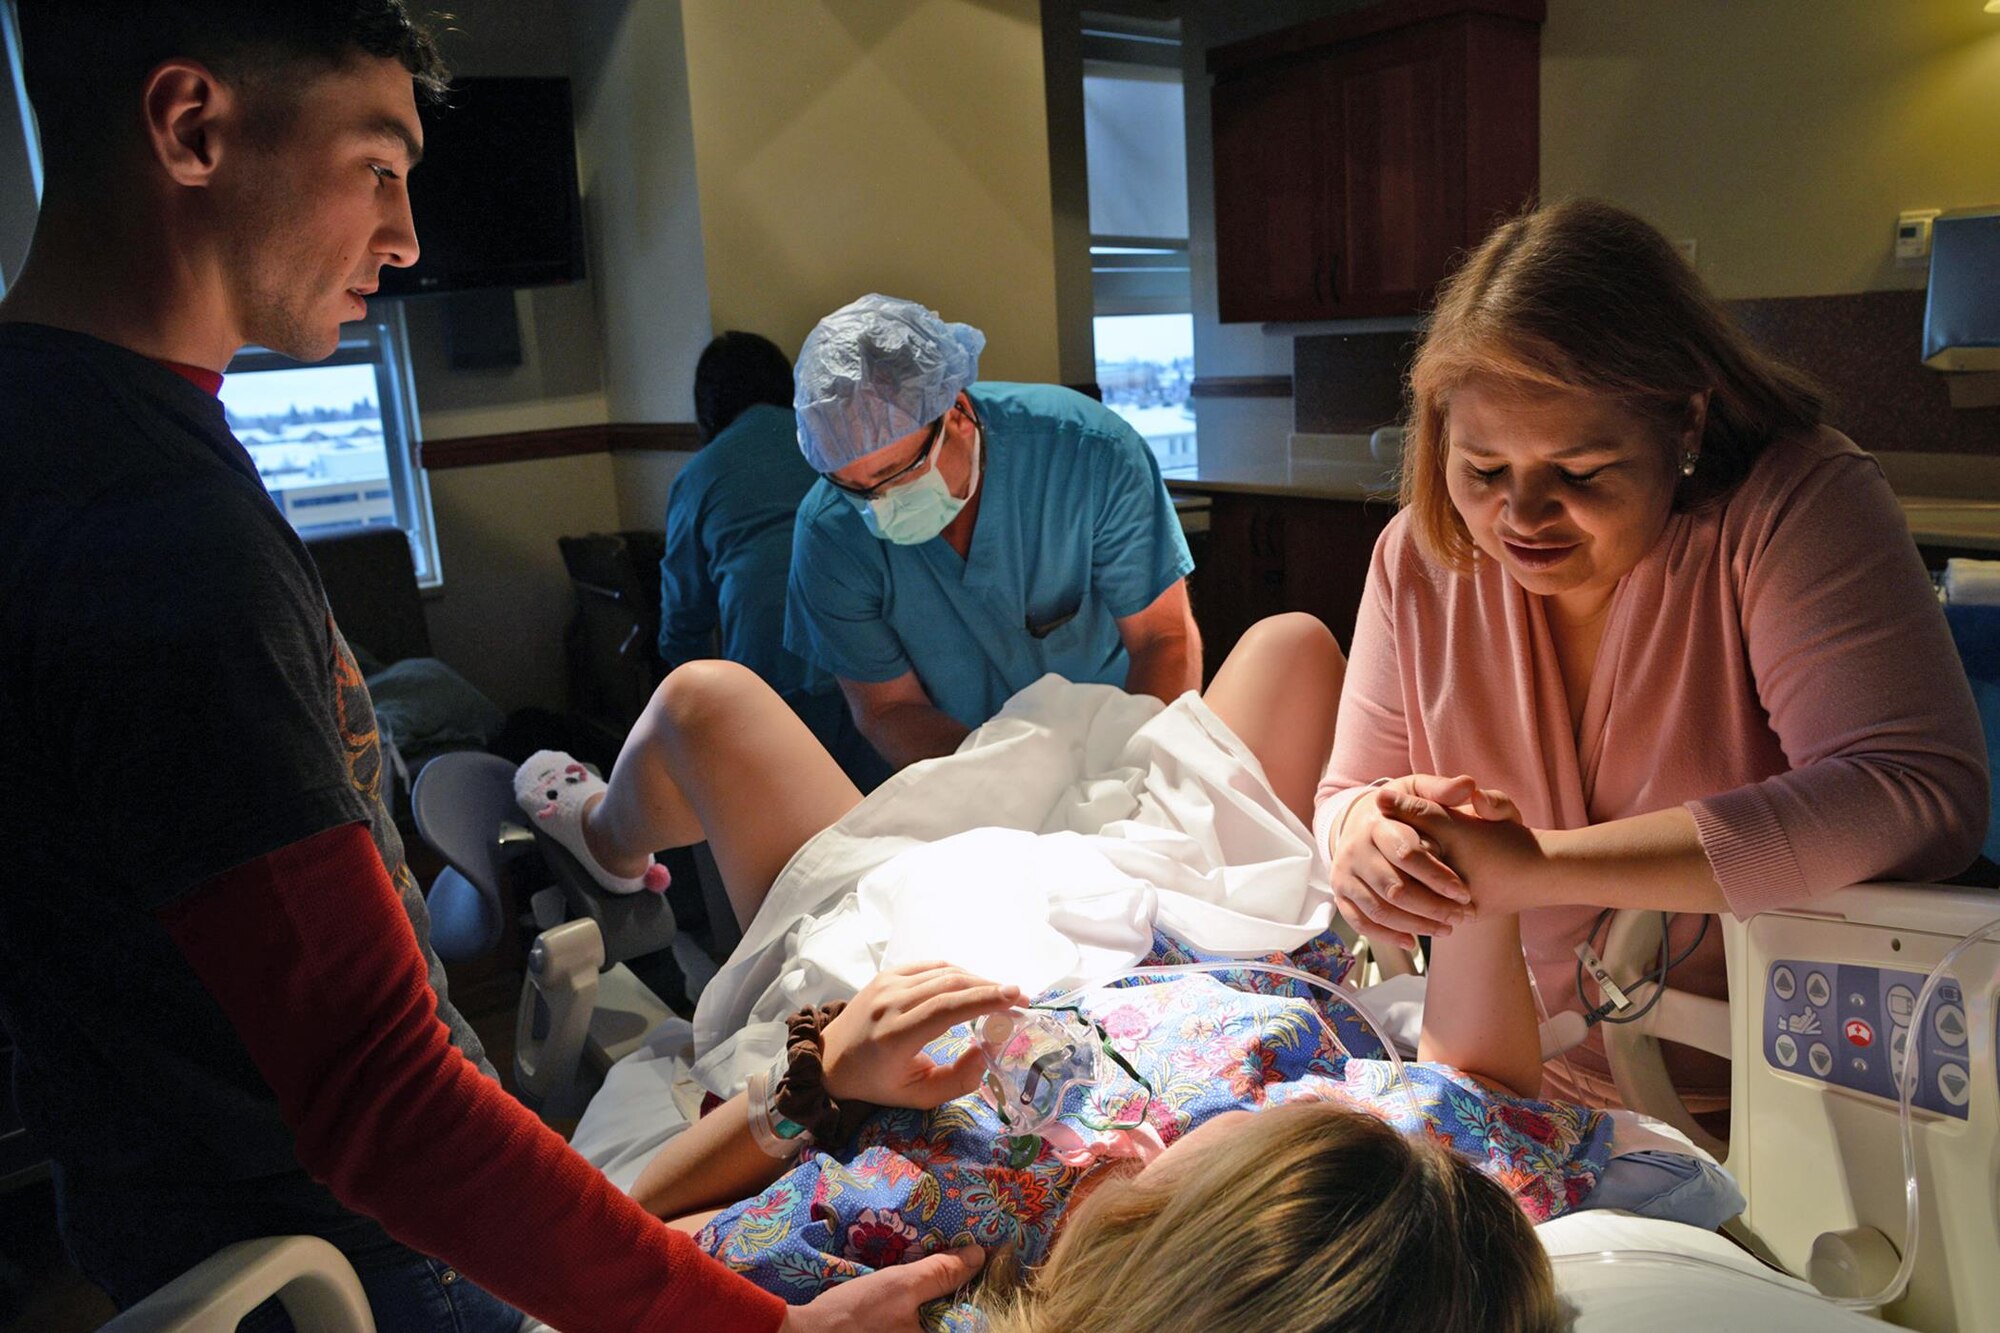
left=1944, top=557, right=2000, bottom=606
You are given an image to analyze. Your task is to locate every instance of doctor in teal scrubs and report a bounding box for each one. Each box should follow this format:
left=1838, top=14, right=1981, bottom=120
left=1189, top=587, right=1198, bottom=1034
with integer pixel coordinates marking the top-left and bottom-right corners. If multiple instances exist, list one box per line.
left=784, top=293, right=1200, bottom=770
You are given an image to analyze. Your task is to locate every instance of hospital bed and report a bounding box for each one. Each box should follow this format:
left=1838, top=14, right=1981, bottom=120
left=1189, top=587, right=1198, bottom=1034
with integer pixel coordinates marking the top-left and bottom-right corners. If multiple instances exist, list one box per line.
left=99, top=681, right=2000, bottom=1331
left=1364, top=877, right=2000, bottom=1331
left=1632, top=880, right=2000, bottom=1331
left=101, top=887, right=1994, bottom=1332
left=94, top=920, right=1920, bottom=1333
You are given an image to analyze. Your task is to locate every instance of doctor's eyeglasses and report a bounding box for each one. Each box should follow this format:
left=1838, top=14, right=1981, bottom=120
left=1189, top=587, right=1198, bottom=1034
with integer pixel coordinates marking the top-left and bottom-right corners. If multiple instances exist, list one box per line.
left=821, top=410, right=950, bottom=501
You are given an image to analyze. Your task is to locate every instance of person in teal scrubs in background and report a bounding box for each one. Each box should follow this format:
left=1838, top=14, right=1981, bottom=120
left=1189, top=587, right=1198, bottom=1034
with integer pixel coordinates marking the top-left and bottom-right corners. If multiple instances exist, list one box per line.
left=661, top=331, right=890, bottom=789
left=785, top=294, right=1200, bottom=771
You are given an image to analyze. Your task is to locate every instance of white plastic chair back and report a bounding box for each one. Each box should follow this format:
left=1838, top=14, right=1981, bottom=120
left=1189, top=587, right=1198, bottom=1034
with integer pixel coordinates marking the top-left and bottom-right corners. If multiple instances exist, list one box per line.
left=100, top=1235, right=374, bottom=1333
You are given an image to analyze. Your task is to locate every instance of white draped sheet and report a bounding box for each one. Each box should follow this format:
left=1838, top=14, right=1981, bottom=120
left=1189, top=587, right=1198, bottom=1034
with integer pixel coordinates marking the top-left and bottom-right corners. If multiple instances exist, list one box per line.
left=689, top=676, right=1334, bottom=1098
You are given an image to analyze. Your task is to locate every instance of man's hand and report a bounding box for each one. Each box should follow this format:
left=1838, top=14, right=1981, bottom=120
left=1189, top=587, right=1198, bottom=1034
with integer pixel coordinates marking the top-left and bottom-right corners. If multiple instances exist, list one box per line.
left=821, top=963, right=1025, bottom=1108
left=780, top=1246, right=986, bottom=1332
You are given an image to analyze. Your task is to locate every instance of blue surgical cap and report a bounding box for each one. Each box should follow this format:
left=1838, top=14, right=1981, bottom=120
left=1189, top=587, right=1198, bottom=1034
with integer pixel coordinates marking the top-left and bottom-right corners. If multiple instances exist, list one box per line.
left=794, top=293, right=987, bottom=472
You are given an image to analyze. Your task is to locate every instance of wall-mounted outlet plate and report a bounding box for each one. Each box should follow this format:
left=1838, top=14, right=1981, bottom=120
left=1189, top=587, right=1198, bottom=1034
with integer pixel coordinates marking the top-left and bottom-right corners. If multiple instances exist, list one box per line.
left=1898, top=208, right=1942, bottom=267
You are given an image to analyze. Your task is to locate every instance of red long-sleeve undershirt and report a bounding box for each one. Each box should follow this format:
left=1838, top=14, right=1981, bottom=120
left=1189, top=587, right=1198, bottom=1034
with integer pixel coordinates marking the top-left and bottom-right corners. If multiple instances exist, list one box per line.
left=155, top=821, right=785, bottom=1333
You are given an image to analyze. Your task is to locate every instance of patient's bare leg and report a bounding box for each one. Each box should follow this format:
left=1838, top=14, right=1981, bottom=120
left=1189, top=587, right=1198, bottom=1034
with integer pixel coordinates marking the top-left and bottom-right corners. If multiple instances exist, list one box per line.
left=1199, top=613, right=1344, bottom=826
left=583, top=660, right=863, bottom=929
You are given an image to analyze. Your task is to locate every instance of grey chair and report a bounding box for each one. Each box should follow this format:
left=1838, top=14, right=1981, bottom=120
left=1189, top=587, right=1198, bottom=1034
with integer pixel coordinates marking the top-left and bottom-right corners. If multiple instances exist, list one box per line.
left=408, top=751, right=522, bottom=963
left=408, top=750, right=725, bottom=1116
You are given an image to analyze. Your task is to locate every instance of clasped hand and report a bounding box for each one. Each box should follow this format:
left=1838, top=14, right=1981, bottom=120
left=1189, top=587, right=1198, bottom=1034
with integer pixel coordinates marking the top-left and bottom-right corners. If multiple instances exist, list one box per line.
left=1329, top=774, right=1540, bottom=949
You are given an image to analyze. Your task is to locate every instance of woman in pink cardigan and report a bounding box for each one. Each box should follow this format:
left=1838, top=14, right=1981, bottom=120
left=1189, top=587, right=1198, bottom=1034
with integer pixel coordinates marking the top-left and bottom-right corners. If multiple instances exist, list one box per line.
left=1315, top=200, right=1988, bottom=1117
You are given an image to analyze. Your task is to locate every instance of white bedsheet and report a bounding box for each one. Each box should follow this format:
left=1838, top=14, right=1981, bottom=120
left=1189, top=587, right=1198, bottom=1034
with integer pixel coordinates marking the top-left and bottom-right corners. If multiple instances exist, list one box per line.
left=690, top=677, right=1334, bottom=1097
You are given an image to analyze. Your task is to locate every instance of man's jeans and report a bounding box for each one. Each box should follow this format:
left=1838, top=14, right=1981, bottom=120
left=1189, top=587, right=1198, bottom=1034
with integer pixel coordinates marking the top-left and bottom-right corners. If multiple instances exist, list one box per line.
left=236, top=1237, right=523, bottom=1333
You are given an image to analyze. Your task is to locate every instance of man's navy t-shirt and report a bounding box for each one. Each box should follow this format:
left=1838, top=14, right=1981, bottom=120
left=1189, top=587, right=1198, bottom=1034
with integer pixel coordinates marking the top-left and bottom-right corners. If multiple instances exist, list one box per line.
left=0, top=324, right=491, bottom=1302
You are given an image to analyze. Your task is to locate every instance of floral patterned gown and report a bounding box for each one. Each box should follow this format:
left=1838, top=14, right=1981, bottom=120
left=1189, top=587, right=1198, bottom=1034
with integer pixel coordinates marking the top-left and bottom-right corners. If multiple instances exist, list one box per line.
left=696, top=930, right=1614, bottom=1316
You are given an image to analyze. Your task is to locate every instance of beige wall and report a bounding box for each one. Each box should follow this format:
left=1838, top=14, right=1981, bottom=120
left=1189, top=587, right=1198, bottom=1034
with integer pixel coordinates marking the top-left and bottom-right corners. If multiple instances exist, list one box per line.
left=612, top=449, right=698, bottom=533
left=569, top=0, right=715, bottom=423
left=1543, top=0, right=2000, bottom=299
left=422, top=453, right=626, bottom=713
left=680, top=0, right=1061, bottom=383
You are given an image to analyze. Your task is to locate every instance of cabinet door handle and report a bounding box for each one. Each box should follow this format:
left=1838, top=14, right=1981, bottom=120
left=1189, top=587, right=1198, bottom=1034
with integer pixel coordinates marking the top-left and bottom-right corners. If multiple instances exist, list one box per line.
left=1327, top=253, right=1340, bottom=305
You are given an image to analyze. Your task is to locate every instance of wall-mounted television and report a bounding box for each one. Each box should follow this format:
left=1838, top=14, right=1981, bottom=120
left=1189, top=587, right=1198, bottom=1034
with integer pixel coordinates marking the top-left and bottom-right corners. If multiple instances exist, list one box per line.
left=378, top=76, right=586, bottom=297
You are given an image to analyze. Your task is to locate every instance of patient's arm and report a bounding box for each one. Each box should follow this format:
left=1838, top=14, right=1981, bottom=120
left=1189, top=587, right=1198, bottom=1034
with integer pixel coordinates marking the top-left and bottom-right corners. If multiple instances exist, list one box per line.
left=636, top=964, right=1023, bottom=1224
left=1417, top=911, right=1546, bottom=1099
left=634, top=1088, right=798, bottom=1225
left=839, top=671, right=971, bottom=769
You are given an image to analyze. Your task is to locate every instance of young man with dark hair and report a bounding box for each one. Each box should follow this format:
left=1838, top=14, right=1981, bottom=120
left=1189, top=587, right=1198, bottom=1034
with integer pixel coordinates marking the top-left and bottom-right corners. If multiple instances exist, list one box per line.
left=0, top=4, right=976, bottom=1329
left=663, top=333, right=889, bottom=791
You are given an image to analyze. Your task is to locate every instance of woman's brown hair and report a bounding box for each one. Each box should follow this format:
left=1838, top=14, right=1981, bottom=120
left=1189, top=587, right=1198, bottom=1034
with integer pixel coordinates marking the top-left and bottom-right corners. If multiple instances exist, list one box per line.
left=978, top=1100, right=1564, bottom=1333
left=1403, top=198, right=1825, bottom=568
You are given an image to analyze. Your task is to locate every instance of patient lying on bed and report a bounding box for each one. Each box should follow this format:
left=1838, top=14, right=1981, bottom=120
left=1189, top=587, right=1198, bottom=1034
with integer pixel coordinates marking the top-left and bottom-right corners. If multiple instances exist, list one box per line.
left=515, top=614, right=1737, bottom=1332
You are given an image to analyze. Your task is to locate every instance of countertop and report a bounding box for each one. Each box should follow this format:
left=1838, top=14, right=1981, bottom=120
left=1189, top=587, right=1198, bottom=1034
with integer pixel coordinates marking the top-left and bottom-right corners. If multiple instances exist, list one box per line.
left=1164, top=466, right=2000, bottom=551
left=1163, top=458, right=1394, bottom=502
left=1898, top=499, right=2000, bottom=553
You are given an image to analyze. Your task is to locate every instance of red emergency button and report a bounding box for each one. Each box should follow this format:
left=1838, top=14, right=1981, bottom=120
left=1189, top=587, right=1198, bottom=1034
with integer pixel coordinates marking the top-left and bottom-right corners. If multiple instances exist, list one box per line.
left=1844, top=1018, right=1875, bottom=1047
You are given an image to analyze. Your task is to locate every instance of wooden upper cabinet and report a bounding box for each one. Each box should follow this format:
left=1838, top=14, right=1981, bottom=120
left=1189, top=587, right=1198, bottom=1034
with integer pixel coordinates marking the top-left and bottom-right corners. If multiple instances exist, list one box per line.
left=1210, top=0, right=1543, bottom=323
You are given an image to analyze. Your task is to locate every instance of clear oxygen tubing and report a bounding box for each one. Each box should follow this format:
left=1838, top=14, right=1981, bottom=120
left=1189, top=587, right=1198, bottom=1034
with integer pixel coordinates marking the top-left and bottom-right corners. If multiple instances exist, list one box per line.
left=1550, top=912, right=2000, bottom=1316
left=1837, top=911, right=2000, bottom=1312
left=1042, top=960, right=1425, bottom=1127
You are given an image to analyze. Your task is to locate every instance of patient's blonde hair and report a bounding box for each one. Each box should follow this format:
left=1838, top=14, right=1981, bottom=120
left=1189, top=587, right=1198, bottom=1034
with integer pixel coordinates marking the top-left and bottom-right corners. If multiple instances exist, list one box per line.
left=978, top=1100, right=1562, bottom=1333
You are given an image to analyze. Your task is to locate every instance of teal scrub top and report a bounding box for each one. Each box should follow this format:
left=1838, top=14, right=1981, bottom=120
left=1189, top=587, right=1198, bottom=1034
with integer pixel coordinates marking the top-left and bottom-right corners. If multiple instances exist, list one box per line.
left=783, top=383, right=1194, bottom=730
left=659, top=403, right=826, bottom=698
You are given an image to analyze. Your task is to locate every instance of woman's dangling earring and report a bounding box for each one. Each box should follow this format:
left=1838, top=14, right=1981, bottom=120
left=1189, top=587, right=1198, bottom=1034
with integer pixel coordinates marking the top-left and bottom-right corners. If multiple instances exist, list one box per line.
left=1680, top=451, right=1699, bottom=478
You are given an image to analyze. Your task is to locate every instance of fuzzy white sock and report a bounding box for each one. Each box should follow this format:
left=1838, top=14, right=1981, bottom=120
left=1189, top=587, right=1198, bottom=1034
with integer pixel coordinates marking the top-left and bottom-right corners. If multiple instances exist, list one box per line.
left=513, top=750, right=670, bottom=896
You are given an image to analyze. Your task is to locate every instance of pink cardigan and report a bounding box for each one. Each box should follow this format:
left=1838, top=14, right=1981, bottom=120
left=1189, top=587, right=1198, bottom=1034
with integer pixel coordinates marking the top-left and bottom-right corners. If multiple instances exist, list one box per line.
left=1314, top=429, right=1988, bottom=1108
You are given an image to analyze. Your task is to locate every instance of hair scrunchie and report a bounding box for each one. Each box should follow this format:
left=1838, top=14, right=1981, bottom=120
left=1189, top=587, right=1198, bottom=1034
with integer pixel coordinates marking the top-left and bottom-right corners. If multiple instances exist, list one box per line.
left=772, top=1001, right=876, bottom=1149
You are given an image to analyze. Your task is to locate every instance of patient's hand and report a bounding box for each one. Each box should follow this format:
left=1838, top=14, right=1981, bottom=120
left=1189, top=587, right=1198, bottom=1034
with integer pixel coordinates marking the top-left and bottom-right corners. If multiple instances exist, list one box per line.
left=822, top=962, right=1025, bottom=1109
left=783, top=1245, right=985, bottom=1333
left=1396, top=791, right=1547, bottom=919
left=1330, top=773, right=1518, bottom=949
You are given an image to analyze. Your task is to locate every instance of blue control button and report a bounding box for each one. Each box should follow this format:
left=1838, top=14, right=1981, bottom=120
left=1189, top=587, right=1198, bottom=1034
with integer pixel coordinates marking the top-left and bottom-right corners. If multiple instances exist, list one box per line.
left=1934, top=1003, right=1968, bottom=1048
left=1766, top=959, right=1972, bottom=1121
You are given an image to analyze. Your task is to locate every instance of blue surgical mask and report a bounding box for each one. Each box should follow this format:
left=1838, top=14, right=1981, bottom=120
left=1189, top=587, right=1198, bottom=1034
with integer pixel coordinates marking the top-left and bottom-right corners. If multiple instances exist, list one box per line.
left=852, top=420, right=982, bottom=545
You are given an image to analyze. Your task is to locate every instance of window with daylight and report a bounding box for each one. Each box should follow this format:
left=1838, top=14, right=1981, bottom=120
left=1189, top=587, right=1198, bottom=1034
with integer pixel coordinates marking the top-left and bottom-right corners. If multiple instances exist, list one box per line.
left=1082, top=12, right=1194, bottom=473
left=222, top=306, right=442, bottom=583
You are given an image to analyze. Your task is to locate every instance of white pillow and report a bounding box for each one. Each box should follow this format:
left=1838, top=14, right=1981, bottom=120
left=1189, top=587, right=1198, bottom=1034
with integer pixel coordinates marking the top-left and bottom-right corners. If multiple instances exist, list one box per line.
left=1538, top=1212, right=1878, bottom=1330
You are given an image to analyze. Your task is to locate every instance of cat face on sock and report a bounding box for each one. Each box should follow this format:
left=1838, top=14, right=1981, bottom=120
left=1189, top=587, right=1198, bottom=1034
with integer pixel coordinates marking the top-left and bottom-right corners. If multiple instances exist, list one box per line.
left=527, top=759, right=590, bottom=821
